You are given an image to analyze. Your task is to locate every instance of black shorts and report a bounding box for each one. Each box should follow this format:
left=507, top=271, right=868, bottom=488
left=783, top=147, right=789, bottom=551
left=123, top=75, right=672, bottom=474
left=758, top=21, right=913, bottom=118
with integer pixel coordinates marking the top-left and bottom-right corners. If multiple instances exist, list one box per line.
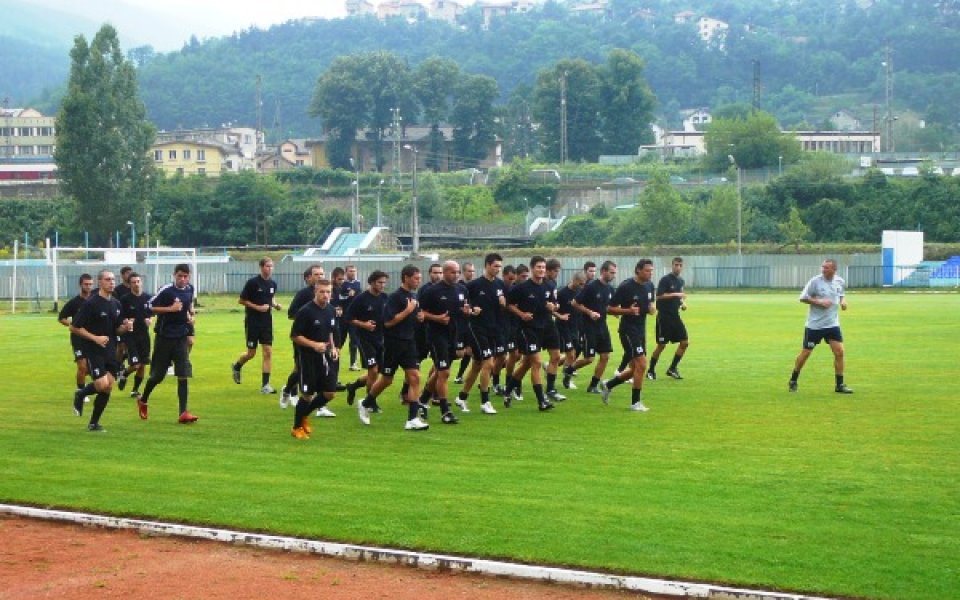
left=151, top=335, right=193, bottom=378
left=356, top=336, right=384, bottom=370
left=70, top=334, right=86, bottom=362
left=517, top=327, right=543, bottom=356
left=296, top=349, right=338, bottom=396
left=428, top=328, right=455, bottom=371
left=466, top=325, right=496, bottom=361
left=492, top=330, right=508, bottom=356
left=541, top=320, right=561, bottom=351
left=85, top=347, right=123, bottom=381
left=556, top=323, right=580, bottom=353
left=415, top=324, right=429, bottom=361
left=656, top=314, right=688, bottom=344
left=618, top=330, right=647, bottom=360
left=582, top=322, right=613, bottom=357
left=382, top=337, right=419, bottom=377
left=124, top=332, right=152, bottom=366
left=245, top=319, right=273, bottom=348
left=186, top=322, right=196, bottom=337
left=803, top=326, right=843, bottom=349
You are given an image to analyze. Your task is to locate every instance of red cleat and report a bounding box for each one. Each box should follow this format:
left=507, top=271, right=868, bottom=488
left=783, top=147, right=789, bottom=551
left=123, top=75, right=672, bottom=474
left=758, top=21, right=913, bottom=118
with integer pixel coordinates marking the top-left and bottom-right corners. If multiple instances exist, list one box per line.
left=178, top=411, right=199, bottom=424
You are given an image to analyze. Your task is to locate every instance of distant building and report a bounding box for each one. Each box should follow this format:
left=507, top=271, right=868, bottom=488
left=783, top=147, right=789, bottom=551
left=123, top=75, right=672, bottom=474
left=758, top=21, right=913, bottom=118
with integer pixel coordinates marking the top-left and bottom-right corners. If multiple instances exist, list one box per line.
left=256, top=139, right=312, bottom=174
left=829, top=109, right=863, bottom=131
left=154, top=126, right=261, bottom=166
left=645, top=129, right=880, bottom=158
left=0, top=108, right=56, bottom=159
left=345, top=0, right=376, bottom=16
left=681, top=108, right=712, bottom=132
left=428, top=0, right=465, bottom=23
left=378, top=0, right=428, bottom=22
left=697, top=16, right=729, bottom=44
left=151, top=140, right=244, bottom=177
left=479, top=0, right=538, bottom=28
left=570, top=0, right=610, bottom=19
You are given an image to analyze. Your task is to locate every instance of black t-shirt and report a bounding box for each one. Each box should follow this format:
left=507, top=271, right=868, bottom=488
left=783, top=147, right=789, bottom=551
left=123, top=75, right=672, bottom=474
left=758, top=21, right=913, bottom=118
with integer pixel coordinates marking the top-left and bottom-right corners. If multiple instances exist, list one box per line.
left=339, top=279, right=362, bottom=312
left=113, top=283, right=131, bottom=300
left=576, top=278, right=614, bottom=320
left=507, top=278, right=553, bottom=329
left=610, top=278, right=655, bottom=337
left=384, top=287, right=420, bottom=340
left=240, top=275, right=277, bottom=323
left=419, top=280, right=465, bottom=336
left=290, top=301, right=337, bottom=350
left=344, top=289, right=387, bottom=343
left=150, top=283, right=195, bottom=339
left=72, top=293, right=123, bottom=355
left=59, top=294, right=88, bottom=345
left=656, top=272, right=685, bottom=317
left=288, top=285, right=316, bottom=319
left=466, top=275, right=504, bottom=331
left=121, top=291, right=152, bottom=335
left=556, top=285, right=581, bottom=330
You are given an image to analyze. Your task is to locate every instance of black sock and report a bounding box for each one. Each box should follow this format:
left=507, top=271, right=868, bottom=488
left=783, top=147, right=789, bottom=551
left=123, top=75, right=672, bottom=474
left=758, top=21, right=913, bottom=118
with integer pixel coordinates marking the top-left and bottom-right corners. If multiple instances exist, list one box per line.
left=400, top=382, right=410, bottom=397
left=232, top=362, right=242, bottom=371
left=262, top=372, right=270, bottom=387
left=294, top=398, right=310, bottom=428
left=285, top=371, right=299, bottom=394
left=607, top=377, right=624, bottom=389
left=177, top=379, right=188, bottom=414
left=631, top=388, right=642, bottom=404
left=132, top=375, right=144, bottom=392
left=80, top=382, right=97, bottom=397
left=836, top=374, right=844, bottom=386
left=407, top=402, right=419, bottom=420
left=90, top=392, right=109, bottom=424
left=492, top=373, right=500, bottom=387
left=533, top=383, right=546, bottom=404
left=458, top=390, right=468, bottom=401
left=418, top=387, right=432, bottom=404
left=439, top=399, right=451, bottom=414
left=480, top=390, right=490, bottom=405
left=648, top=357, right=659, bottom=373
left=361, top=394, right=374, bottom=409
left=563, top=365, right=576, bottom=376
left=617, top=355, right=630, bottom=372
left=791, top=370, right=800, bottom=382
left=546, top=372, right=557, bottom=392
left=670, top=355, right=682, bottom=370
left=589, top=376, right=600, bottom=390
left=140, top=376, right=161, bottom=403
left=457, top=356, right=471, bottom=378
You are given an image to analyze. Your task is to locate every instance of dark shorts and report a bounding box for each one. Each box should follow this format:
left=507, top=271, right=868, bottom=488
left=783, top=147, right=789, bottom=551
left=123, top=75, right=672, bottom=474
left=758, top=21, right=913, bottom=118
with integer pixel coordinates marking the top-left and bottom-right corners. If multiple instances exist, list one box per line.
left=357, top=336, right=384, bottom=370
left=428, top=329, right=455, bottom=371
left=186, top=322, right=196, bottom=337
left=70, top=335, right=86, bottom=362
left=517, top=327, right=543, bottom=356
left=618, top=330, right=647, bottom=360
left=541, top=320, right=562, bottom=351
left=556, top=323, right=580, bottom=353
left=656, top=314, right=688, bottom=345
left=382, top=337, right=419, bottom=377
left=492, top=330, right=508, bottom=356
left=151, top=335, right=193, bottom=378
left=582, top=322, right=613, bottom=357
left=124, top=332, right=152, bottom=366
left=296, top=350, right=338, bottom=396
left=245, top=319, right=273, bottom=348
left=455, top=322, right=468, bottom=352
left=415, top=324, right=429, bottom=361
left=803, top=326, right=843, bottom=349
left=86, top=347, right=123, bottom=381
left=466, top=325, right=496, bottom=361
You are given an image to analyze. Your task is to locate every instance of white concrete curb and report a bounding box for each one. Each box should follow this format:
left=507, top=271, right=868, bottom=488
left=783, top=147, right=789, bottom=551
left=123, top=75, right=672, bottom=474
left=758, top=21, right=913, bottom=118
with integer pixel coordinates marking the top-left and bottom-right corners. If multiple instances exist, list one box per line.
left=1, top=504, right=834, bottom=600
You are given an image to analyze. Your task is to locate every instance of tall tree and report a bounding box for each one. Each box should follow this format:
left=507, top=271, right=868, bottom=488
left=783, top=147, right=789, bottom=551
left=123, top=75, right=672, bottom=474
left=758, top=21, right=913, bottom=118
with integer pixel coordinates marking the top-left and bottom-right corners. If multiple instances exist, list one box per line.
left=599, top=49, right=657, bottom=155
left=55, top=24, right=156, bottom=246
left=450, top=74, right=499, bottom=169
left=704, top=110, right=802, bottom=171
left=532, top=58, right=603, bottom=162
left=414, top=57, right=461, bottom=170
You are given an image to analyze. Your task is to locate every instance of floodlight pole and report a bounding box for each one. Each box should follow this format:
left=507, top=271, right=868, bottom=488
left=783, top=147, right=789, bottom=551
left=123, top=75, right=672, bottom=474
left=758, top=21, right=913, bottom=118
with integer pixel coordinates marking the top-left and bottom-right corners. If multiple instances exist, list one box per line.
left=403, top=145, right=419, bottom=256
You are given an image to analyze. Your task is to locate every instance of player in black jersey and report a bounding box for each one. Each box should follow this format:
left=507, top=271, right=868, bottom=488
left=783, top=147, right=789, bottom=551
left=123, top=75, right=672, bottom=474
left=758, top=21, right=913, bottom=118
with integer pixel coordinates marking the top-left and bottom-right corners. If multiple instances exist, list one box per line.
left=503, top=256, right=557, bottom=412
left=500, top=263, right=529, bottom=403
left=70, top=270, right=134, bottom=431
left=557, top=272, right=585, bottom=389
left=648, top=257, right=689, bottom=380
left=542, top=258, right=567, bottom=402
left=452, top=262, right=477, bottom=384
left=289, top=279, right=340, bottom=439
left=573, top=260, right=617, bottom=394
left=490, top=264, right=516, bottom=396
left=341, top=264, right=363, bottom=371
left=599, top=259, right=656, bottom=411
left=343, top=271, right=389, bottom=408
left=280, top=264, right=324, bottom=409
left=116, top=272, right=153, bottom=397
left=232, top=257, right=282, bottom=394
left=59, top=273, right=94, bottom=401
left=455, top=253, right=505, bottom=415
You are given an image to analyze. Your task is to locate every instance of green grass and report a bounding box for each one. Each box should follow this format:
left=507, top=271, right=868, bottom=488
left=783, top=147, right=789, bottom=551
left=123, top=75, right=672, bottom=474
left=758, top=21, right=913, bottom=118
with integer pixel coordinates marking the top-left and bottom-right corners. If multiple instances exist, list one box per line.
left=1, top=291, right=958, bottom=600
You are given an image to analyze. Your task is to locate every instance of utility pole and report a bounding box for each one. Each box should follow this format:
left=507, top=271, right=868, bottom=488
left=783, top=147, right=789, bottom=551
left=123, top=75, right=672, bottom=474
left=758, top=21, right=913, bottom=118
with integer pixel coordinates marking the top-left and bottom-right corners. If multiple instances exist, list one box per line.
left=752, top=59, right=760, bottom=111
left=883, top=44, right=894, bottom=153
left=559, top=71, right=568, bottom=164
left=391, top=107, right=402, bottom=186
left=255, top=75, right=263, bottom=155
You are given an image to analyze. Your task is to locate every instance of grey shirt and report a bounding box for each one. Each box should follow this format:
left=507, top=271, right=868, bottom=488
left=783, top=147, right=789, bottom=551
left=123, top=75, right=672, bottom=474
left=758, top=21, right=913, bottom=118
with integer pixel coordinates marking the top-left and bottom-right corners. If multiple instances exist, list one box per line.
left=799, top=274, right=845, bottom=330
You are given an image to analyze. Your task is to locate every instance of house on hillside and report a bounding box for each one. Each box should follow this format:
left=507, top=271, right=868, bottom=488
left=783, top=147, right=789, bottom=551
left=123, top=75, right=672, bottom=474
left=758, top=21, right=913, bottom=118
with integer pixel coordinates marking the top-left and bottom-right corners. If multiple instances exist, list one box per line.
left=378, top=0, right=428, bottom=22
left=570, top=0, right=610, bottom=19
left=830, top=110, right=863, bottom=131
left=345, top=0, right=375, bottom=16
left=428, top=0, right=465, bottom=23
left=0, top=107, right=58, bottom=184
left=256, top=139, right=312, bottom=173
left=151, top=140, right=244, bottom=177
left=681, top=108, right=712, bottom=131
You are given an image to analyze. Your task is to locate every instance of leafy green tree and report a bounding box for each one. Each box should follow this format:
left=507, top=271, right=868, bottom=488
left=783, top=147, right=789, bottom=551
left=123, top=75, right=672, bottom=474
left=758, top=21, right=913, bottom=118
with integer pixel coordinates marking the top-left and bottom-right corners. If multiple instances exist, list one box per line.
left=442, top=186, right=500, bottom=221
left=414, top=57, right=461, bottom=170
left=55, top=24, right=156, bottom=246
left=540, top=215, right=608, bottom=247
left=611, top=170, right=692, bottom=244
left=777, top=206, right=811, bottom=251
left=698, top=185, right=740, bottom=243
left=450, top=74, right=499, bottom=169
left=309, top=55, right=370, bottom=170
left=704, top=110, right=801, bottom=171
left=532, top=58, right=603, bottom=162
left=599, top=49, right=656, bottom=155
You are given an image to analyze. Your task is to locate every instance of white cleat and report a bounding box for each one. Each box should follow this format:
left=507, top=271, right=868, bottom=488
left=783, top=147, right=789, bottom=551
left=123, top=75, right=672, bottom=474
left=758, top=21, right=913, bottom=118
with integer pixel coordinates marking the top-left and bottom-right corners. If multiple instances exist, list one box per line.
left=630, top=401, right=649, bottom=412
left=260, top=383, right=276, bottom=394
left=454, top=397, right=470, bottom=413
left=404, top=417, right=430, bottom=431
left=279, top=391, right=290, bottom=409
left=480, top=401, right=497, bottom=415
left=315, top=406, right=336, bottom=418
left=357, top=402, right=371, bottom=426
left=598, top=380, right=611, bottom=406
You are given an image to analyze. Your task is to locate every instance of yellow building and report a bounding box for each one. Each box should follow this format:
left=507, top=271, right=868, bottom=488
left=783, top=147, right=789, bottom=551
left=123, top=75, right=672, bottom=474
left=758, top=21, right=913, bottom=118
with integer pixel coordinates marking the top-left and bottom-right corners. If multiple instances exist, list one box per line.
left=151, top=140, right=240, bottom=177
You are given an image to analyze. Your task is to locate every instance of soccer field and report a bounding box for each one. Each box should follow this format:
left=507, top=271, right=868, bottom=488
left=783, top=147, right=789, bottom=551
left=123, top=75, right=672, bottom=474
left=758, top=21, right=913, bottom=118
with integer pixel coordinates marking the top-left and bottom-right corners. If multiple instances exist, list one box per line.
left=0, top=291, right=957, bottom=600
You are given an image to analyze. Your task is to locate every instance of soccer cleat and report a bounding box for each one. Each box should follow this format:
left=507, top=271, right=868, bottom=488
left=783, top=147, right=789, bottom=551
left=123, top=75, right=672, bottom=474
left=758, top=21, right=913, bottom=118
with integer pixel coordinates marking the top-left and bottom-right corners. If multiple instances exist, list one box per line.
left=646, top=371, right=657, bottom=381
left=419, top=403, right=429, bottom=421
left=492, top=384, right=506, bottom=396
left=336, top=382, right=347, bottom=391
left=231, top=364, right=241, bottom=384
left=136, top=397, right=148, bottom=420
left=586, top=386, right=599, bottom=394
left=511, top=389, right=524, bottom=403
left=370, top=400, right=383, bottom=414
left=480, top=401, right=497, bottom=415
left=835, top=384, right=854, bottom=394
left=279, top=389, right=290, bottom=409
left=349, top=363, right=361, bottom=372
left=562, top=376, right=577, bottom=390
left=345, top=383, right=357, bottom=405
left=116, top=371, right=128, bottom=390
left=291, top=426, right=309, bottom=440
left=666, top=368, right=683, bottom=380
left=441, top=411, right=459, bottom=424
left=357, top=402, right=371, bottom=426
left=503, top=395, right=512, bottom=408
left=453, top=376, right=464, bottom=385
left=788, top=380, right=798, bottom=392
left=598, top=380, right=611, bottom=406
left=73, top=389, right=85, bottom=417
left=87, top=423, right=106, bottom=433
left=547, top=389, right=566, bottom=402
left=130, top=390, right=140, bottom=398
left=538, top=401, right=555, bottom=412
left=178, top=411, right=199, bottom=424
left=454, top=397, right=470, bottom=412
left=630, top=401, right=649, bottom=412
left=404, top=417, right=430, bottom=431
left=315, top=406, right=336, bottom=418
left=302, top=417, right=313, bottom=434
left=260, top=383, right=276, bottom=394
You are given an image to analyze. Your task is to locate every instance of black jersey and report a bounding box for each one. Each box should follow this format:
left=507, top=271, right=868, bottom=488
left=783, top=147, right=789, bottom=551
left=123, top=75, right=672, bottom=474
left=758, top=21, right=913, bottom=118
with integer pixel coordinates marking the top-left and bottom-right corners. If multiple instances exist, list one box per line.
left=576, top=278, right=614, bottom=319
left=113, top=283, right=131, bottom=299
left=150, top=282, right=195, bottom=339
left=59, top=294, right=89, bottom=346
left=384, top=287, right=420, bottom=340
left=339, top=278, right=362, bottom=312
left=288, top=285, right=316, bottom=319
left=466, top=276, right=504, bottom=331
left=344, top=290, right=387, bottom=342
left=507, top=278, right=553, bottom=329
left=656, top=272, right=685, bottom=317
left=240, top=275, right=277, bottom=323
left=419, top=280, right=465, bottom=336
left=72, top=293, right=124, bottom=354
left=611, top=278, right=655, bottom=337
left=121, top=291, right=152, bottom=335
left=290, top=301, right=337, bottom=350
left=556, top=285, right=581, bottom=329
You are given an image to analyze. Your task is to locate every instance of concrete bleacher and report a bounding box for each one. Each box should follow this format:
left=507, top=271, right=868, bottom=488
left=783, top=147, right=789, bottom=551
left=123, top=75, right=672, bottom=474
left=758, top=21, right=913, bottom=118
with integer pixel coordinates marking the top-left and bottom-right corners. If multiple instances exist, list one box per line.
left=929, top=256, right=960, bottom=287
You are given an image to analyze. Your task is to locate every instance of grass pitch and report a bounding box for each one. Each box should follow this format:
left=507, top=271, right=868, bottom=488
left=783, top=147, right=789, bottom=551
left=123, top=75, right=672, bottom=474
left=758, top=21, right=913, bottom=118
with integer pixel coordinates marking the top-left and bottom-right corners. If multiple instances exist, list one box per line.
left=0, top=291, right=957, bottom=600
